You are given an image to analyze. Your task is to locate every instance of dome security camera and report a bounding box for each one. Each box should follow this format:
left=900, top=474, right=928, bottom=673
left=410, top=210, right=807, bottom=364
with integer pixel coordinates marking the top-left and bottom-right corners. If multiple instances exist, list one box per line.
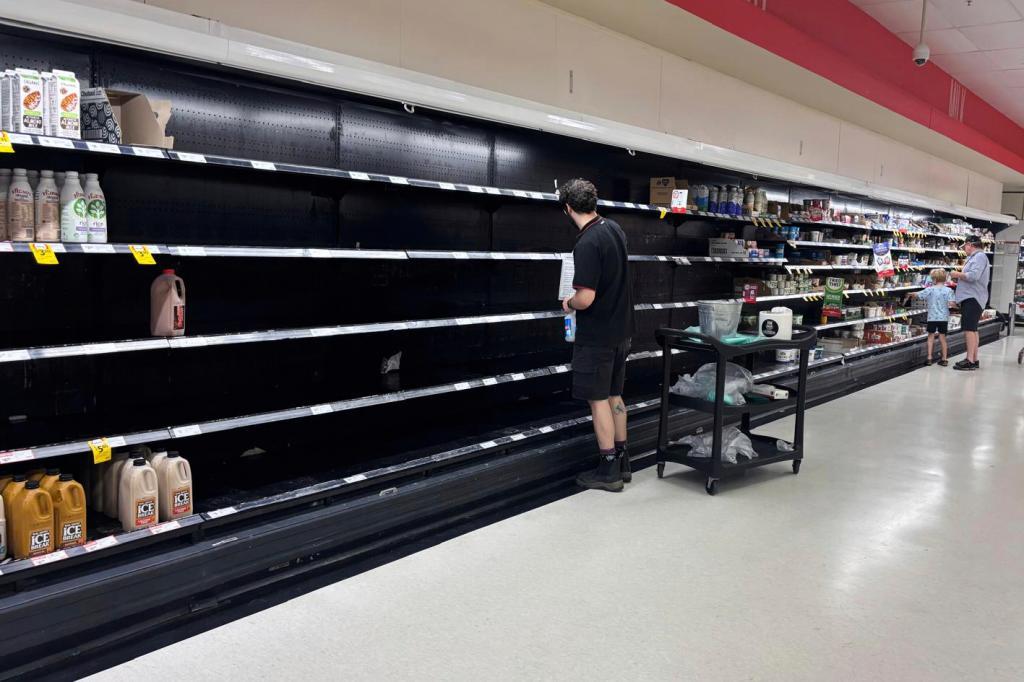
left=913, top=42, right=930, bottom=67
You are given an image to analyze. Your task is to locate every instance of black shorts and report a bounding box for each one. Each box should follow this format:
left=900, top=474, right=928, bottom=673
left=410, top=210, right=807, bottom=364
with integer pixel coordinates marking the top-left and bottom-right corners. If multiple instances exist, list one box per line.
left=572, top=340, right=630, bottom=401
left=926, top=321, right=948, bottom=334
left=959, top=298, right=982, bottom=332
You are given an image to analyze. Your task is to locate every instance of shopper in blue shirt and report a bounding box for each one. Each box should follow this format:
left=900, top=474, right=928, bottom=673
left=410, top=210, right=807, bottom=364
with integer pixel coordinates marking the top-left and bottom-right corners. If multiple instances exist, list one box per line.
left=909, top=269, right=955, bottom=366
left=950, top=235, right=991, bottom=371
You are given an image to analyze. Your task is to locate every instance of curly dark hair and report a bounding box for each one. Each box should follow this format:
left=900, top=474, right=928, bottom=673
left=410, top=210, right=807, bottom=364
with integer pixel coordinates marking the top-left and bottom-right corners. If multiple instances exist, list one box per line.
left=558, top=178, right=598, bottom=214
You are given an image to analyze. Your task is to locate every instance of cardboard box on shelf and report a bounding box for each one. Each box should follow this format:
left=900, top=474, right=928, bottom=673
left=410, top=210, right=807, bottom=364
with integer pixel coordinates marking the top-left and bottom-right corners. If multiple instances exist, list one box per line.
left=820, top=336, right=862, bottom=352
left=649, top=177, right=687, bottom=206
left=81, top=88, right=173, bottom=148
left=709, top=238, right=748, bottom=258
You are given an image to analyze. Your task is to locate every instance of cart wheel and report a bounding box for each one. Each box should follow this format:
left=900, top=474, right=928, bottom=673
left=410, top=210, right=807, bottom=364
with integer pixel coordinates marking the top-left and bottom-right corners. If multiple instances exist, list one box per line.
left=792, top=459, right=802, bottom=474
left=656, top=462, right=665, bottom=479
left=705, top=478, right=719, bottom=496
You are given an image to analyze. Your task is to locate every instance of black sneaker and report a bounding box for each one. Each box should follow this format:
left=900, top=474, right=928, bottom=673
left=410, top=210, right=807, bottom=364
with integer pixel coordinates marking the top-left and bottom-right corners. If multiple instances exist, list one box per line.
left=576, top=454, right=624, bottom=492
left=619, top=447, right=632, bottom=483
left=953, top=360, right=979, bottom=371
left=938, top=360, right=949, bottom=367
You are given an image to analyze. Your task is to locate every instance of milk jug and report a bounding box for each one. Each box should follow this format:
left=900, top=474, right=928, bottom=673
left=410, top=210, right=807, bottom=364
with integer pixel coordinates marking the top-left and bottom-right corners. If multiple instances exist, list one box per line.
left=157, top=452, right=193, bottom=520
left=83, top=173, right=107, bottom=243
left=34, top=170, right=60, bottom=242
left=119, top=458, right=159, bottom=532
left=8, top=168, right=35, bottom=242
left=102, top=451, right=131, bottom=518
left=60, top=170, right=88, bottom=242
left=38, top=467, right=61, bottom=493
left=11, top=480, right=53, bottom=559
left=0, top=168, right=11, bottom=241
left=149, top=450, right=169, bottom=469
left=151, top=269, right=186, bottom=337
left=52, top=474, right=86, bottom=549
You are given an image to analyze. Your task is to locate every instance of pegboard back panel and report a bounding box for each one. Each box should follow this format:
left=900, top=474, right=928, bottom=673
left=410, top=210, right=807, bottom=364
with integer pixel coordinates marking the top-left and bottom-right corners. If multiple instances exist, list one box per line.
left=340, top=102, right=491, bottom=184
left=97, top=55, right=340, bottom=166
left=0, top=31, right=92, bottom=81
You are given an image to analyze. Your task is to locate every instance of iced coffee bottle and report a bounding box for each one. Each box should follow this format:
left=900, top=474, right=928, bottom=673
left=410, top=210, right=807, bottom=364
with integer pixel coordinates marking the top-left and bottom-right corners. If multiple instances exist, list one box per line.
left=52, top=474, right=86, bottom=549
left=151, top=269, right=186, bottom=337
left=11, top=480, right=54, bottom=559
left=119, top=458, right=159, bottom=532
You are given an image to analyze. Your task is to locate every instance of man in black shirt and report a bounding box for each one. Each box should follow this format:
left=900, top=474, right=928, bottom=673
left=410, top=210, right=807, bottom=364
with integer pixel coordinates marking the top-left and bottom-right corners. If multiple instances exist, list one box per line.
left=559, top=179, right=636, bottom=492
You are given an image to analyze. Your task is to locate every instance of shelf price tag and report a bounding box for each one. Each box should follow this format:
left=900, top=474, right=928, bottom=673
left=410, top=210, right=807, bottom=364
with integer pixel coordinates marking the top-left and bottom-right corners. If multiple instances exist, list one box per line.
left=39, top=136, right=74, bottom=149
left=130, top=245, right=156, bottom=265
left=30, top=243, right=59, bottom=265
left=89, top=437, right=113, bottom=464
left=0, top=131, right=13, bottom=153
left=659, top=208, right=667, bottom=219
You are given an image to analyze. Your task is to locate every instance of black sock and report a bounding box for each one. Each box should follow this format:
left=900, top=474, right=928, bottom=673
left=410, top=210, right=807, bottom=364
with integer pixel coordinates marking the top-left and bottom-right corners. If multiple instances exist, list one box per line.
left=599, top=447, right=616, bottom=461
left=614, top=440, right=627, bottom=452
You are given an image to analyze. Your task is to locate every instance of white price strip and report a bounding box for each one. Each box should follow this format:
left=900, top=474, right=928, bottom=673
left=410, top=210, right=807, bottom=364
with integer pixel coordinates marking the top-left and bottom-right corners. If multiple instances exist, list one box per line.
left=6, top=133, right=32, bottom=144
left=84, top=535, right=119, bottom=552
left=206, top=506, right=237, bottom=519
left=172, top=424, right=202, bottom=438
left=0, top=450, right=35, bottom=464
left=0, top=349, right=31, bottom=362
left=107, top=436, right=127, bottom=447
left=554, top=366, right=569, bottom=373
left=47, top=243, right=67, bottom=253
left=512, top=190, right=528, bottom=198
left=172, top=337, right=208, bottom=348
left=309, top=327, right=337, bottom=337
left=86, top=141, right=120, bottom=154
left=0, top=243, right=13, bottom=252
left=343, top=474, right=367, bottom=484
left=467, top=185, right=484, bottom=193
left=510, top=433, right=527, bottom=441
left=80, top=243, right=116, bottom=254
left=175, top=246, right=207, bottom=256
left=84, top=342, right=117, bottom=355
left=348, top=171, right=370, bottom=181
left=482, top=377, right=498, bottom=386
left=310, top=404, right=334, bottom=415
left=251, top=160, right=276, bottom=171
left=484, top=187, right=501, bottom=195
left=31, top=550, right=69, bottom=566
left=511, top=373, right=526, bottom=381
left=132, top=146, right=165, bottom=158
left=452, top=252, right=469, bottom=260
left=539, top=425, right=554, bottom=434
left=480, top=440, right=498, bottom=449
left=454, top=382, right=472, bottom=391
left=306, top=248, right=332, bottom=258
left=386, top=175, right=408, bottom=185
left=176, top=152, right=206, bottom=163
left=439, top=182, right=456, bottom=190
left=39, top=136, right=74, bottom=149
left=149, top=520, right=182, bottom=535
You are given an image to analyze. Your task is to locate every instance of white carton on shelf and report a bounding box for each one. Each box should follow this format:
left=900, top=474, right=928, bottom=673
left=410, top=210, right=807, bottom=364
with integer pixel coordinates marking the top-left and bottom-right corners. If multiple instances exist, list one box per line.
left=1, top=69, right=15, bottom=132
left=11, top=68, right=44, bottom=133
left=40, top=72, right=56, bottom=137
left=49, top=70, right=81, bottom=139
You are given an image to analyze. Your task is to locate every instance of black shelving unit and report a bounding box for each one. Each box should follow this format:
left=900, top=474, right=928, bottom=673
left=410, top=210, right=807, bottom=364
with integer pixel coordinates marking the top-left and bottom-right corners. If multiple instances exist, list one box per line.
left=655, top=324, right=818, bottom=494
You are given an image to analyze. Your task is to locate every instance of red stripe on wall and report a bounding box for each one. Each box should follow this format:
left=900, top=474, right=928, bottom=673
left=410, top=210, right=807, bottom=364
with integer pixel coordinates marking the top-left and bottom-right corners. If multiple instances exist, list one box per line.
left=666, top=0, right=1024, bottom=176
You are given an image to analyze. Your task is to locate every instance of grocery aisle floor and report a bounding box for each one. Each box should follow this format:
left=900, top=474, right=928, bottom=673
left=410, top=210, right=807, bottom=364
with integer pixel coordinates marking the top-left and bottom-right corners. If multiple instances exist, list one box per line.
left=88, top=339, right=1024, bottom=682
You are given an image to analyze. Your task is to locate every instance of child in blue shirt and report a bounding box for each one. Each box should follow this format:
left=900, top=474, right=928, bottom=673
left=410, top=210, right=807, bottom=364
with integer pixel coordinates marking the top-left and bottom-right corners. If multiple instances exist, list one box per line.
left=909, top=268, right=955, bottom=366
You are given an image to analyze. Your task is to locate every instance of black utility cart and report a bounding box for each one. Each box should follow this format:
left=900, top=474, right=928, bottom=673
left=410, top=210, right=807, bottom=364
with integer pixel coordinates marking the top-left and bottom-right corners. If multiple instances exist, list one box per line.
left=655, top=324, right=817, bottom=495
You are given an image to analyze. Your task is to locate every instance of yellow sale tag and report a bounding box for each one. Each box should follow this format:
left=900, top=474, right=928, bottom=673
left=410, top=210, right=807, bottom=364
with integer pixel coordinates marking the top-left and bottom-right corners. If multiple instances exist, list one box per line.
left=658, top=208, right=667, bottom=220
left=89, top=438, right=112, bottom=464
left=30, top=243, right=59, bottom=265
left=130, top=245, right=156, bottom=265
left=0, top=131, right=13, bottom=153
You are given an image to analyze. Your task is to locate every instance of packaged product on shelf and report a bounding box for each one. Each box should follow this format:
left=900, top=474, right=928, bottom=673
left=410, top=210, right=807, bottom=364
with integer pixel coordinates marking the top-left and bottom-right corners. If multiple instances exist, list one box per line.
left=27, top=169, right=38, bottom=191
left=156, top=452, right=193, bottom=520
left=8, top=168, right=35, bottom=242
left=40, top=71, right=56, bottom=136
left=59, top=170, right=88, bottom=242
left=119, top=458, right=159, bottom=532
left=1, top=69, right=14, bottom=131
left=11, top=68, right=44, bottom=133
left=52, top=474, right=86, bottom=549
left=151, top=269, right=187, bottom=336
left=34, top=170, right=60, bottom=242
left=670, top=188, right=688, bottom=214
left=83, top=172, right=107, bottom=242
left=0, top=496, right=5, bottom=559
left=759, top=307, right=793, bottom=340
left=11, top=479, right=53, bottom=559
left=102, top=450, right=132, bottom=518
left=743, top=187, right=755, bottom=216
left=38, top=468, right=60, bottom=493
left=708, top=185, right=720, bottom=213
left=0, top=168, right=10, bottom=241
left=48, top=69, right=80, bottom=139
left=693, top=184, right=709, bottom=211
left=82, top=88, right=173, bottom=147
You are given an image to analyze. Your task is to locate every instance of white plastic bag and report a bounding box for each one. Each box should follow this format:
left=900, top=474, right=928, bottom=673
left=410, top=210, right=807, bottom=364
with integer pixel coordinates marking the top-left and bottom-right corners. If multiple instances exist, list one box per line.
left=671, top=427, right=757, bottom=464
left=670, top=362, right=754, bottom=406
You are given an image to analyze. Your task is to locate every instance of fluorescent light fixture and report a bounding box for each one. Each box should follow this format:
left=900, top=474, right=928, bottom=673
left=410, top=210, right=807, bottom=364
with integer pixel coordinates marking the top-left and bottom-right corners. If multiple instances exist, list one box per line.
left=546, top=114, right=597, bottom=131
left=242, top=44, right=335, bottom=74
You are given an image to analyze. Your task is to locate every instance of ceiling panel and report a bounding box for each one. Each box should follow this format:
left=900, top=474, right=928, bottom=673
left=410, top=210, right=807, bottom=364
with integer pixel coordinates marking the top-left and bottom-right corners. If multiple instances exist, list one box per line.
left=855, top=0, right=1024, bottom=127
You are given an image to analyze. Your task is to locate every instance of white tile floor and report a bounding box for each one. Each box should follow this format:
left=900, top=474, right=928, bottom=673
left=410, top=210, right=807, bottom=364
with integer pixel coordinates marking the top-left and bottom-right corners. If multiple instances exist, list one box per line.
left=88, top=338, right=1024, bottom=681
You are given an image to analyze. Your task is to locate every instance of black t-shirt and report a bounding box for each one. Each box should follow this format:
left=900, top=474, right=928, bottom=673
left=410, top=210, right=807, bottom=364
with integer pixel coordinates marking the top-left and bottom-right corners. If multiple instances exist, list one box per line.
left=572, top=216, right=635, bottom=347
